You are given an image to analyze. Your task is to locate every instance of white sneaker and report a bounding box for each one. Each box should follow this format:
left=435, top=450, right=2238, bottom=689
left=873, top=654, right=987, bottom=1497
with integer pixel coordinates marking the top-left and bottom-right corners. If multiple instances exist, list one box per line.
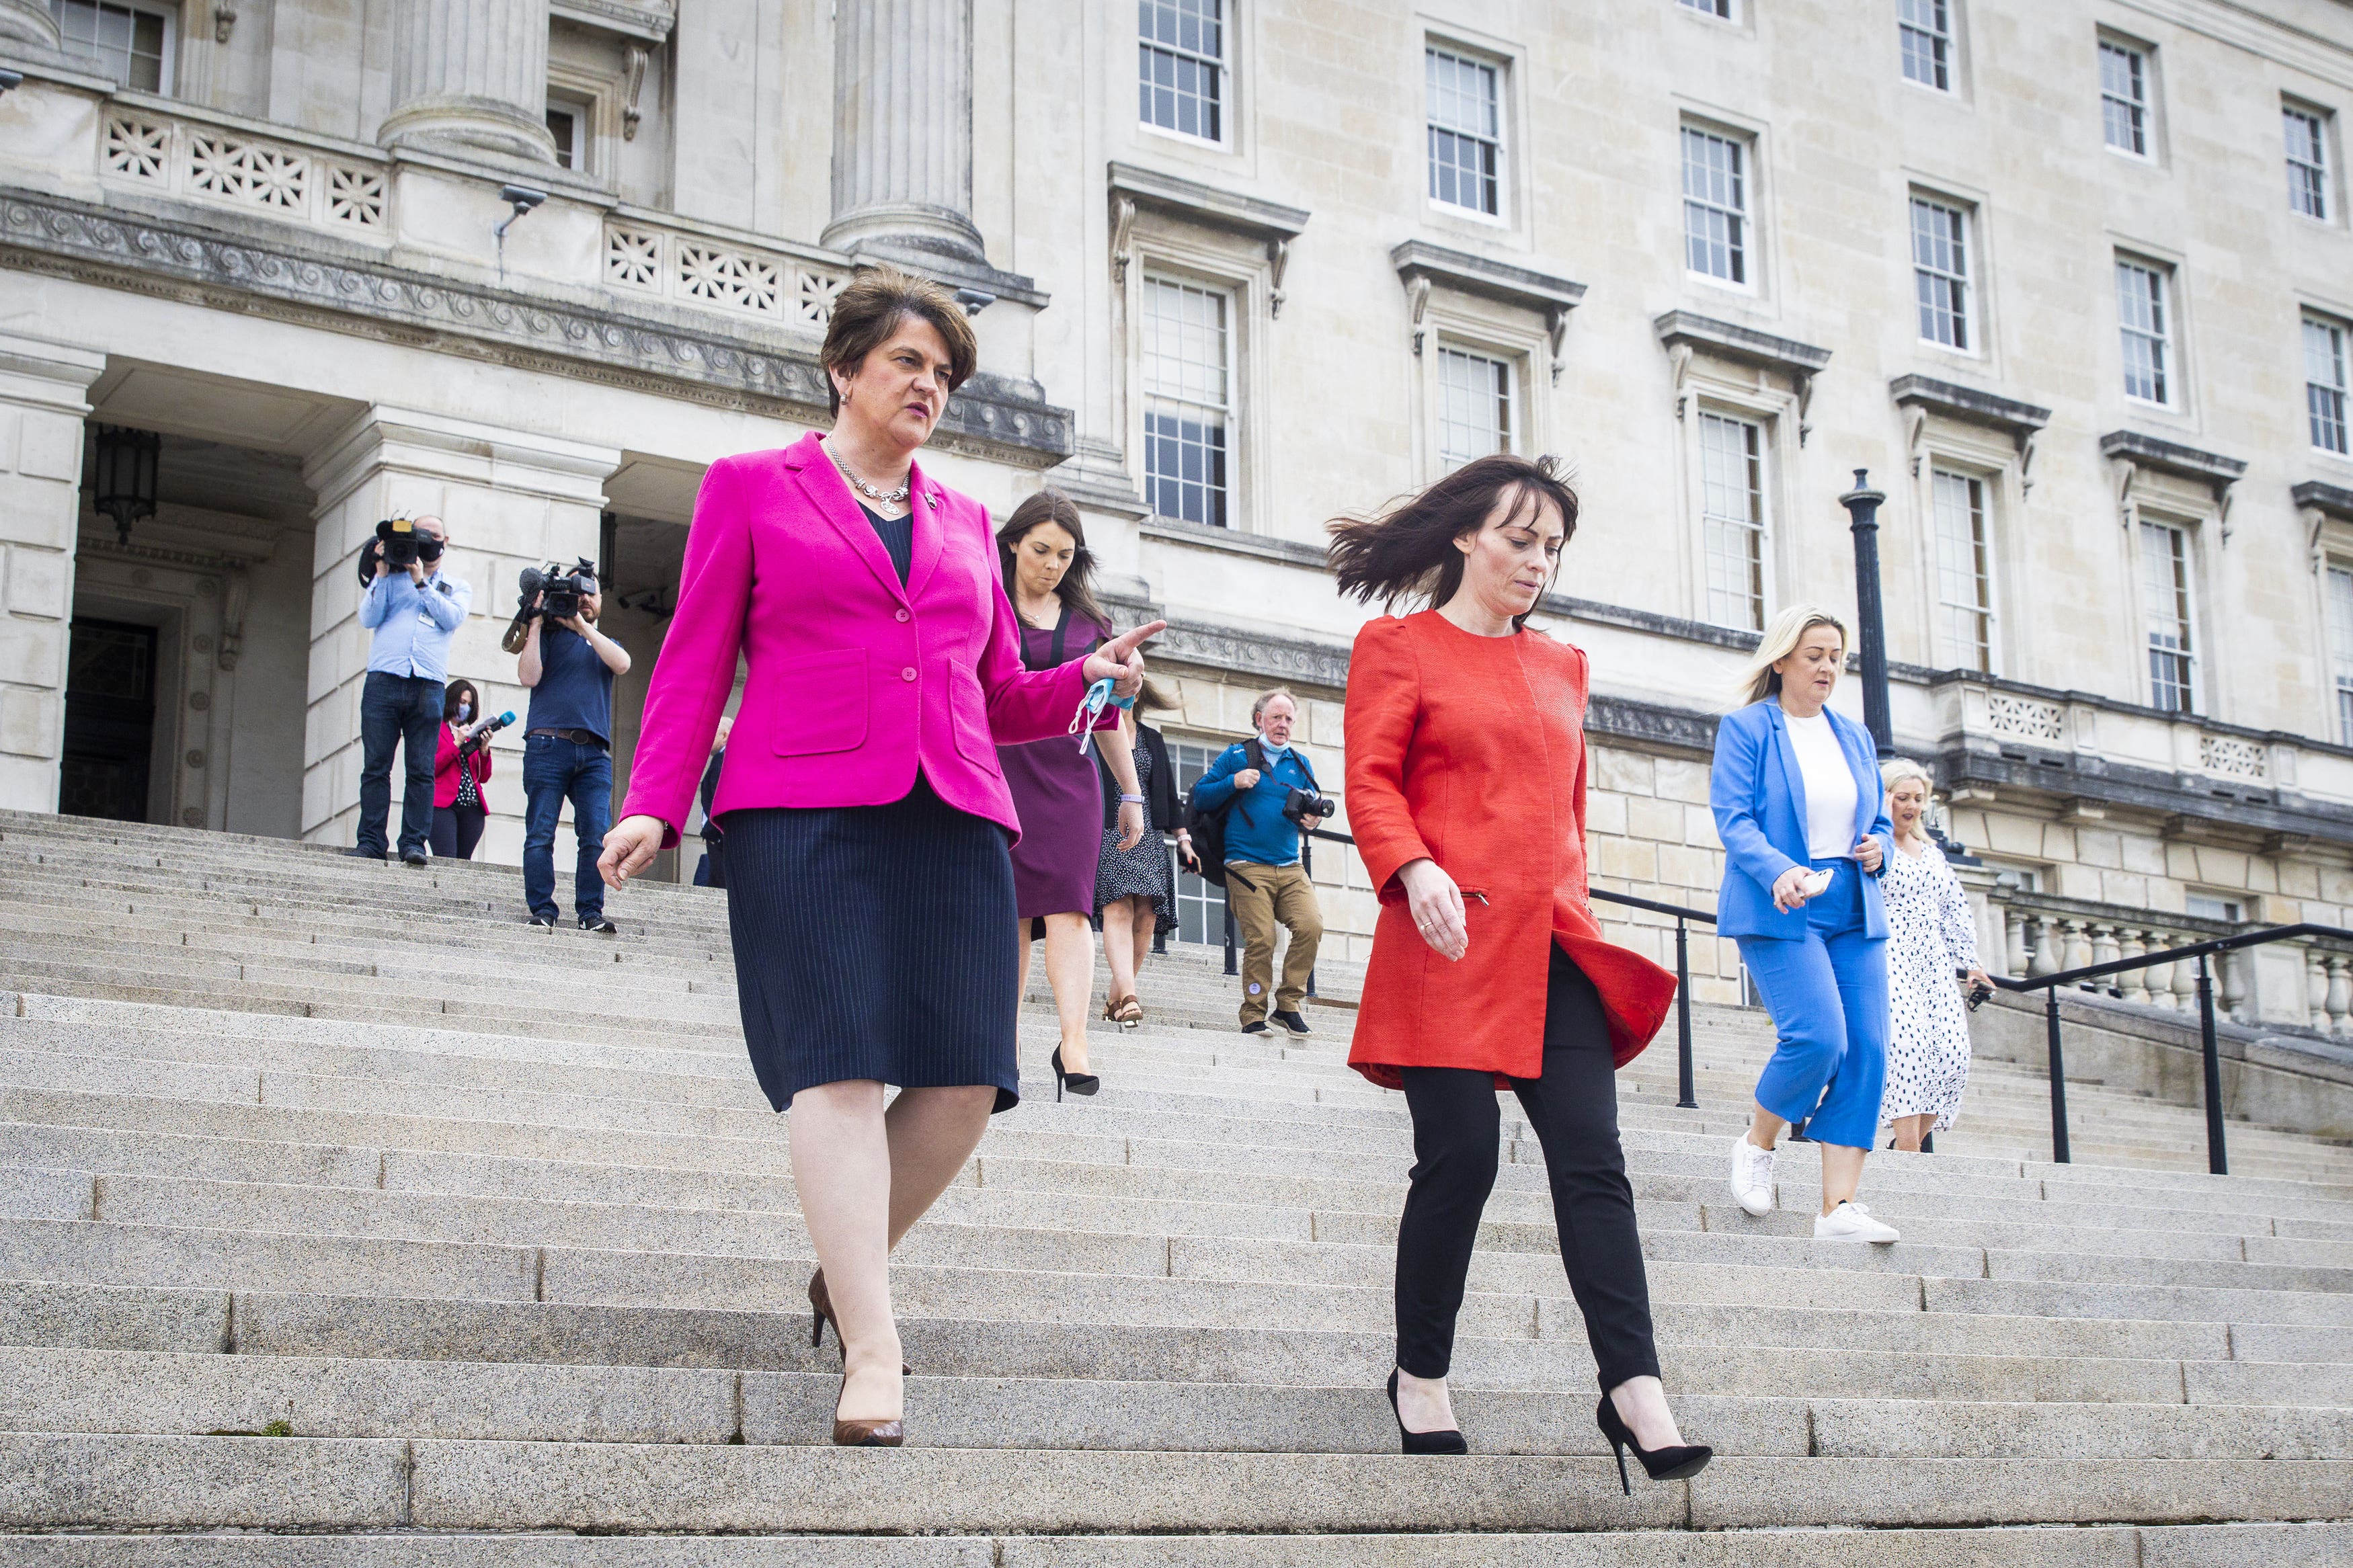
left=1728, top=1135, right=1776, bottom=1216
left=1814, top=1200, right=1901, bottom=1244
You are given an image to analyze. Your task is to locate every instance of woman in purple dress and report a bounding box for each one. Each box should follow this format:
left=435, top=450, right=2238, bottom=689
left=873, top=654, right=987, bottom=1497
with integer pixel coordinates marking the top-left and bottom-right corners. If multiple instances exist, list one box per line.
left=997, top=491, right=1146, bottom=1100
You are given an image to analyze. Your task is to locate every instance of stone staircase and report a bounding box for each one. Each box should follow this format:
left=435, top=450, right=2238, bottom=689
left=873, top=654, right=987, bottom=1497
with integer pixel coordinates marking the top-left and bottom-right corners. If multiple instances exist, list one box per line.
left=0, top=809, right=2348, bottom=1563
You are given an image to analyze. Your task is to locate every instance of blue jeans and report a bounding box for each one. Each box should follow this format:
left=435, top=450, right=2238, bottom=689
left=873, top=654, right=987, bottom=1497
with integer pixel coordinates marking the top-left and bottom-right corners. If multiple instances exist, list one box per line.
left=522, top=734, right=612, bottom=922
left=356, top=671, right=443, bottom=857
left=1735, top=858, right=1890, bottom=1151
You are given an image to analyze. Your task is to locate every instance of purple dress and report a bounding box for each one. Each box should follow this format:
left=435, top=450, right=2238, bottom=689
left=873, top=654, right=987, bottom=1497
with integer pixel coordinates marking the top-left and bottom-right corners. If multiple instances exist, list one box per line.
left=1000, top=603, right=1106, bottom=919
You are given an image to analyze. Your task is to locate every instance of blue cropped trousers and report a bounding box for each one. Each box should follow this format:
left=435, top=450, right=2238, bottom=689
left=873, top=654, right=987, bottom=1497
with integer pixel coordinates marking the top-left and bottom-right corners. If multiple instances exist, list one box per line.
left=1736, top=858, right=1889, bottom=1152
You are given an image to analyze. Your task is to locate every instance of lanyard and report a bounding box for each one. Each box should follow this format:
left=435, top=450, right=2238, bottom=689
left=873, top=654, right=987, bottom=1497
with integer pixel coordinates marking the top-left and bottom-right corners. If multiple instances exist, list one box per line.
left=1068, top=677, right=1135, bottom=757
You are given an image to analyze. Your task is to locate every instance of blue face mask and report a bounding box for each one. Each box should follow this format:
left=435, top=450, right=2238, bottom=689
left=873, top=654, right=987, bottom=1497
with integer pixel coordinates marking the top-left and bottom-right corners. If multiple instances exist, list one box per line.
left=1257, top=738, right=1291, bottom=761
left=456, top=703, right=472, bottom=723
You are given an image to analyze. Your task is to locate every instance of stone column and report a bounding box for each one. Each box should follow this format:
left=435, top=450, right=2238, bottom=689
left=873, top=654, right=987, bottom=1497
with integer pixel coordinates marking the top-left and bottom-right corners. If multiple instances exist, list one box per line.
left=0, top=334, right=106, bottom=815
left=378, top=0, right=557, bottom=167
left=301, top=408, right=616, bottom=862
left=0, top=0, right=61, bottom=53
left=822, top=0, right=987, bottom=265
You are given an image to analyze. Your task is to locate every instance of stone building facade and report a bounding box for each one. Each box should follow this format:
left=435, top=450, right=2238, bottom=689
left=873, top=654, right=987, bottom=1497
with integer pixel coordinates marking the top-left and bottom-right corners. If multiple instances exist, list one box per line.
left=4, top=0, right=2353, bottom=1030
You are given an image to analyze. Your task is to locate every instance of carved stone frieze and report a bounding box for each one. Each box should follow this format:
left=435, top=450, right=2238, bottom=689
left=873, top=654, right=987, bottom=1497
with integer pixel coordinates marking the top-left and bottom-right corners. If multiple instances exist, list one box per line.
left=0, top=188, right=1074, bottom=464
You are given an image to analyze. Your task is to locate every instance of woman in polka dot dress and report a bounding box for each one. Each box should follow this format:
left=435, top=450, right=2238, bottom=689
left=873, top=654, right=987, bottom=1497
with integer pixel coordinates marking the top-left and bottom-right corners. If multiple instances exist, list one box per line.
left=1877, top=759, right=1995, bottom=1152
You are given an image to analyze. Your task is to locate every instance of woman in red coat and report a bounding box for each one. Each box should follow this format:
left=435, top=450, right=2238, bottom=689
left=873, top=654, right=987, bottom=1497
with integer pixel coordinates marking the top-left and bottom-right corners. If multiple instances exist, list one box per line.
left=1332, top=453, right=1709, bottom=1491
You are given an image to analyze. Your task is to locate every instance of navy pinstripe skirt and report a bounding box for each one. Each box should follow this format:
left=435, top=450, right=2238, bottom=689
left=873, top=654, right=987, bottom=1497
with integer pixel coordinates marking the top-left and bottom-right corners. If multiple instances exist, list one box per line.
left=722, top=776, right=1022, bottom=1114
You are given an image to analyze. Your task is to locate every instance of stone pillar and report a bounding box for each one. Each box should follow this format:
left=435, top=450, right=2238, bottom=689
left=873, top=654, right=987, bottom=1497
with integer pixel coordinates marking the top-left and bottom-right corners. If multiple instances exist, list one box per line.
left=0, top=334, right=106, bottom=815
left=301, top=408, right=616, bottom=863
left=822, top=0, right=986, bottom=266
left=0, top=0, right=61, bottom=52
left=378, top=0, right=557, bottom=167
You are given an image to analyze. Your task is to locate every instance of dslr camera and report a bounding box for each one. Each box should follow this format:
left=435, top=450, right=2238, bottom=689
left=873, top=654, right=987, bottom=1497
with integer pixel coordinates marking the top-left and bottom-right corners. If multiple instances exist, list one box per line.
left=501, top=559, right=600, bottom=653
left=1282, top=786, right=1337, bottom=829
left=354, top=516, right=444, bottom=585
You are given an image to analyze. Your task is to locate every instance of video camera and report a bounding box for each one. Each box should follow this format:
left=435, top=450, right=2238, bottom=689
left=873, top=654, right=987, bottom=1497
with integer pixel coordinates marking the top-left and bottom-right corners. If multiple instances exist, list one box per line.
left=1282, top=786, right=1337, bottom=829
left=458, top=710, right=516, bottom=757
left=354, top=517, right=444, bottom=585
left=500, top=559, right=600, bottom=653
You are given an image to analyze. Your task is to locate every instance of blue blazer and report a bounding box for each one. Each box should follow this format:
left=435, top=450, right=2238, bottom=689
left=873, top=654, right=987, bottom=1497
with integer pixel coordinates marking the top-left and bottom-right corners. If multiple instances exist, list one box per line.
left=1709, top=700, right=1894, bottom=942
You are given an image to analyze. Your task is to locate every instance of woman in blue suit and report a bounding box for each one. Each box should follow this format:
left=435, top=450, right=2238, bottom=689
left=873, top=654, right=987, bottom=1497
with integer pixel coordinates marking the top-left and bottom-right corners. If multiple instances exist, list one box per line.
left=1710, top=606, right=1901, bottom=1243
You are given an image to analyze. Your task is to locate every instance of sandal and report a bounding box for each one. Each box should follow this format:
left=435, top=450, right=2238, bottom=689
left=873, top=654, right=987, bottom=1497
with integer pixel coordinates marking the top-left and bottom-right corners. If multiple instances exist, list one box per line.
left=1105, top=994, right=1144, bottom=1029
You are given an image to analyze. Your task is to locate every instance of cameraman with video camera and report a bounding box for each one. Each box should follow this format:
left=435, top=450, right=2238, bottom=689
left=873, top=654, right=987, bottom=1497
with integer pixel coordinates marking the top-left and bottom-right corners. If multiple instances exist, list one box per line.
left=1187, top=688, right=1328, bottom=1036
left=514, top=561, right=631, bottom=931
left=347, top=514, right=471, bottom=866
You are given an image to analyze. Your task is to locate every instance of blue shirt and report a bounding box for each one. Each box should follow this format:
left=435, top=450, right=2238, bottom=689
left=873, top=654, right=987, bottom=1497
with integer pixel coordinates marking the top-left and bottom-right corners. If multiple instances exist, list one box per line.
left=1190, top=740, right=1320, bottom=868
left=527, top=624, right=616, bottom=744
left=359, top=569, right=471, bottom=684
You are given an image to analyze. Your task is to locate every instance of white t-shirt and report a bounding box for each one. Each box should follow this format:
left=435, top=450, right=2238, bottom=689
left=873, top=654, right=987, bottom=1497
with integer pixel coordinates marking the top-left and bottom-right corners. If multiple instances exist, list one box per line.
left=1783, top=709, right=1858, bottom=861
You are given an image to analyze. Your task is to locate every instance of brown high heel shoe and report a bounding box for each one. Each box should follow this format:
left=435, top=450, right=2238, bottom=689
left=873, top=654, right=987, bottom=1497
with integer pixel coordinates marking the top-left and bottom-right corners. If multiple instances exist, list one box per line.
left=807, top=1268, right=910, bottom=1376
left=832, top=1372, right=904, bottom=1448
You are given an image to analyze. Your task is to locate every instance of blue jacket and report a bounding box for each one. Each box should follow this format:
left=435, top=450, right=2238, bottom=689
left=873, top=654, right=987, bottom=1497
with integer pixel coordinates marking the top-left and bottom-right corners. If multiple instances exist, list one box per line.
left=1709, top=700, right=1893, bottom=941
left=1191, top=740, right=1320, bottom=867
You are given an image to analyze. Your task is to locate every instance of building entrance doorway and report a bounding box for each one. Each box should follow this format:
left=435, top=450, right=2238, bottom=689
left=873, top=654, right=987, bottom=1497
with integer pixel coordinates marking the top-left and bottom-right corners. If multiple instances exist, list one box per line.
left=61, top=618, right=159, bottom=823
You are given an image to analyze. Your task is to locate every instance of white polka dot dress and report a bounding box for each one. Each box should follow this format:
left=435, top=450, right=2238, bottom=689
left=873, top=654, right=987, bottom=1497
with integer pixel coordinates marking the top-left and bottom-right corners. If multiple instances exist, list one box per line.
left=1878, top=839, right=1981, bottom=1133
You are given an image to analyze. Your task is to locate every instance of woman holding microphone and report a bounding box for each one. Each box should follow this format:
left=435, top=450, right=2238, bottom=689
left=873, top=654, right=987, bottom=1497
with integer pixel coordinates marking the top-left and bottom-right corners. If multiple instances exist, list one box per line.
left=1332, top=453, right=1708, bottom=1492
left=1712, top=607, right=1900, bottom=1243
left=598, top=267, right=1160, bottom=1446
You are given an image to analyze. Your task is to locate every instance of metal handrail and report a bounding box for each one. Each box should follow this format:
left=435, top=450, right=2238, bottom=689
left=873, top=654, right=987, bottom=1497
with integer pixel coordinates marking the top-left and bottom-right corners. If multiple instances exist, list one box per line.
left=1993, top=922, right=2353, bottom=1174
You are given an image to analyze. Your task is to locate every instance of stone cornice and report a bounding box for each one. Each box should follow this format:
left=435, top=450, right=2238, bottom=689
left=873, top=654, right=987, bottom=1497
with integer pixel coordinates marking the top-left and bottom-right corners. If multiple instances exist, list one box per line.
left=1888, top=374, right=2051, bottom=435
left=0, top=188, right=1076, bottom=466
left=2099, top=428, right=2248, bottom=486
left=1141, top=516, right=1330, bottom=571
left=549, top=0, right=676, bottom=42
left=2294, top=480, right=2353, bottom=524
left=1107, top=161, right=1310, bottom=241
left=1652, top=309, right=1833, bottom=376
left=1388, top=240, right=1587, bottom=315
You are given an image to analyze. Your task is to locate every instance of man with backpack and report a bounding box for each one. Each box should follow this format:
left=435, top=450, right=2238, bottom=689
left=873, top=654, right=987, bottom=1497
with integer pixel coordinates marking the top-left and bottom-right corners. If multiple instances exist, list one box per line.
left=1186, top=689, right=1326, bottom=1035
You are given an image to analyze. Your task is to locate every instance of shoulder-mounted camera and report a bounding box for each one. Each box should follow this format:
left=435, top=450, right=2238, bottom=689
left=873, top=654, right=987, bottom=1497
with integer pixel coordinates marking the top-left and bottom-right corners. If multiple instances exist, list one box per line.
left=354, top=515, right=444, bottom=585
left=501, top=559, right=600, bottom=653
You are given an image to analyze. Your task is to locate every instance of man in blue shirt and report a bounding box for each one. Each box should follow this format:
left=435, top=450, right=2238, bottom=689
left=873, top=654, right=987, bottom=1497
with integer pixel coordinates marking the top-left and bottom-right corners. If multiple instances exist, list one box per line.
left=1189, top=688, right=1326, bottom=1035
left=517, top=575, right=632, bottom=930
left=348, top=515, right=471, bottom=866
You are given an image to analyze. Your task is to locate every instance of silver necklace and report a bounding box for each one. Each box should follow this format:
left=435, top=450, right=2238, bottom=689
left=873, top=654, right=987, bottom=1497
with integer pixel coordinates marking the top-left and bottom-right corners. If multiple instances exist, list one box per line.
left=828, top=444, right=911, bottom=506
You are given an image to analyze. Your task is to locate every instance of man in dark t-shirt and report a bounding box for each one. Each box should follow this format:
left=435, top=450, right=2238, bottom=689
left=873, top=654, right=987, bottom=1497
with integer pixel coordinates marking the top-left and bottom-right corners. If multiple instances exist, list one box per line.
left=517, top=578, right=632, bottom=930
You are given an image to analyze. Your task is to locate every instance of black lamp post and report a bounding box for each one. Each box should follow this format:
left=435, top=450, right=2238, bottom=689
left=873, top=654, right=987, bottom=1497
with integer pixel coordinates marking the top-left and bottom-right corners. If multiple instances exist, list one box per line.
left=1839, top=467, right=1894, bottom=761
left=92, top=425, right=160, bottom=547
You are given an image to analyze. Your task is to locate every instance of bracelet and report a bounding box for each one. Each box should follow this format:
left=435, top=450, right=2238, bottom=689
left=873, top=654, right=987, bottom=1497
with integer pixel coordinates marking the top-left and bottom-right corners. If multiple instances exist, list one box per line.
left=1119, top=793, right=1146, bottom=803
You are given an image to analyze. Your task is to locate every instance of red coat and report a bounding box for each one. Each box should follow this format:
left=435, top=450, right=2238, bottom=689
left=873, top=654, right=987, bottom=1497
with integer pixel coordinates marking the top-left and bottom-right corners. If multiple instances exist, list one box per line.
left=434, top=723, right=492, bottom=809
left=1343, top=611, right=1677, bottom=1089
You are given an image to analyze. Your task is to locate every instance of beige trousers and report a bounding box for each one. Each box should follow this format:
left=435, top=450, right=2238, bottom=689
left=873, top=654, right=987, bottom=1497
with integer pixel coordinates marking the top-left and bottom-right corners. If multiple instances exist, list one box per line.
left=1225, top=861, right=1324, bottom=1023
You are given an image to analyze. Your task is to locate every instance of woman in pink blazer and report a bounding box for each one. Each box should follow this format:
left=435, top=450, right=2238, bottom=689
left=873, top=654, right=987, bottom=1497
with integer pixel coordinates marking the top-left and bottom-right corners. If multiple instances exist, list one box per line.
left=600, top=267, right=1160, bottom=1448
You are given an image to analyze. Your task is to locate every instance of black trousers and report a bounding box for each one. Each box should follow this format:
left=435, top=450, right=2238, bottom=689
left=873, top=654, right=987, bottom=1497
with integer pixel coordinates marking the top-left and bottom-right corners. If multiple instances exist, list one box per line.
left=430, top=803, right=486, bottom=860
left=1394, top=947, right=1661, bottom=1391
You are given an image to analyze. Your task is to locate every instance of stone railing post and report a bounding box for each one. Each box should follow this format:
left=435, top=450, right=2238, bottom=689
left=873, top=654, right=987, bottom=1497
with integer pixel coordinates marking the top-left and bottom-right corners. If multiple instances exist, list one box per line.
left=2117, top=929, right=2149, bottom=1004
left=378, top=0, right=558, bottom=166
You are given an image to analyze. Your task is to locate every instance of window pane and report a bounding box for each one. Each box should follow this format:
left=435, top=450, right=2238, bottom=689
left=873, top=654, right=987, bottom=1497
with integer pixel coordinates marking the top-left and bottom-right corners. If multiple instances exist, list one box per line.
left=54, top=0, right=170, bottom=93
left=1437, top=349, right=1512, bottom=472
left=1168, top=741, right=1230, bottom=944
left=1682, top=127, right=1747, bottom=284
left=1698, top=412, right=1766, bottom=630
left=1138, top=0, right=1224, bottom=141
left=1932, top=470, right=1993, bottom=672
left=1426, top=47, right=1501, bottom=216
left=2287, top=108, right=2330, bottom=220
left=1142, top=277, right=1231, bottom=530
left=2329, top=567, right=2353, bottom=746
left=2141, top=521, right=2195, bottom=714
left=1679, top=0, right=1733, bottom=15
left=2309, top=318, right=2350, bottom=455
left=2100, top=42, right=2147, bottom=155
left=2116, top=261, right=2169, bottom=403
left=1911, top=198, right=1969, bottom=349
left=1899, top=0, right=1950, bottom=91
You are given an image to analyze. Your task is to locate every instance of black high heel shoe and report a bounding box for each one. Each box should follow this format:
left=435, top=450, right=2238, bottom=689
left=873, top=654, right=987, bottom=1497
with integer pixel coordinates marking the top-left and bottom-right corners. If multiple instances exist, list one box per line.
left=1595, top=1395, right=1712, bottom=1493
left=1385, top=1370, right=1468, bottom=1456
left=1049, top=1045, right=1099, bottom=1101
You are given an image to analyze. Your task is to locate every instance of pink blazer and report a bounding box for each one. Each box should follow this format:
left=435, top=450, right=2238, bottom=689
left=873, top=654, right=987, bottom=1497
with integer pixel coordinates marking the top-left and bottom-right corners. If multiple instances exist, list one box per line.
left=619, top=431, right=1098, bottom=847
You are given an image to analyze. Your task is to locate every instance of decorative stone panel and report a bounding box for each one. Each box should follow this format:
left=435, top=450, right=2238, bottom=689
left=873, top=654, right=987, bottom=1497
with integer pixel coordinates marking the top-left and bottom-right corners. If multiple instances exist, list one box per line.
left=100, top=114, right=389, bottom=240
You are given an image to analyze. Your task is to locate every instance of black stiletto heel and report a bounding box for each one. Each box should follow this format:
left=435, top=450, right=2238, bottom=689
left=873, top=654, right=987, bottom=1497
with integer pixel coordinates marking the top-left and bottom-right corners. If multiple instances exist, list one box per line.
left=1386, top=1370, right=1468, bottom=1455
left=1595, top=1395, right=1712, bottom=1493
left=1050, top=1045, right=1099, bottom=1101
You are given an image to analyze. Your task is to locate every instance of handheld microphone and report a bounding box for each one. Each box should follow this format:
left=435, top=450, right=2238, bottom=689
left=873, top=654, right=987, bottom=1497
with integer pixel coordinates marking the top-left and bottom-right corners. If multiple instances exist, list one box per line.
left=461, top=711, right=516, bottom=755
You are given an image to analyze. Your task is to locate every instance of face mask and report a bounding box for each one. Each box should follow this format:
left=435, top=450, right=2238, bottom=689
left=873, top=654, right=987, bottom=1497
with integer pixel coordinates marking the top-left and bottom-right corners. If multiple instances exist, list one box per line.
left=456, top=703, right=472, bottom=723
left=1258, top=737, right=1291, bottom=759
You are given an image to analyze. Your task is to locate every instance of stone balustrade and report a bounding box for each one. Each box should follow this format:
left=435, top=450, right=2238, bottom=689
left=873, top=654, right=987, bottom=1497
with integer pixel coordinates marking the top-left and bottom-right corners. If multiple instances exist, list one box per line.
left=602, top=212, right=852, bottom=335
left=1986, top=885, right=2353, bottom=1040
